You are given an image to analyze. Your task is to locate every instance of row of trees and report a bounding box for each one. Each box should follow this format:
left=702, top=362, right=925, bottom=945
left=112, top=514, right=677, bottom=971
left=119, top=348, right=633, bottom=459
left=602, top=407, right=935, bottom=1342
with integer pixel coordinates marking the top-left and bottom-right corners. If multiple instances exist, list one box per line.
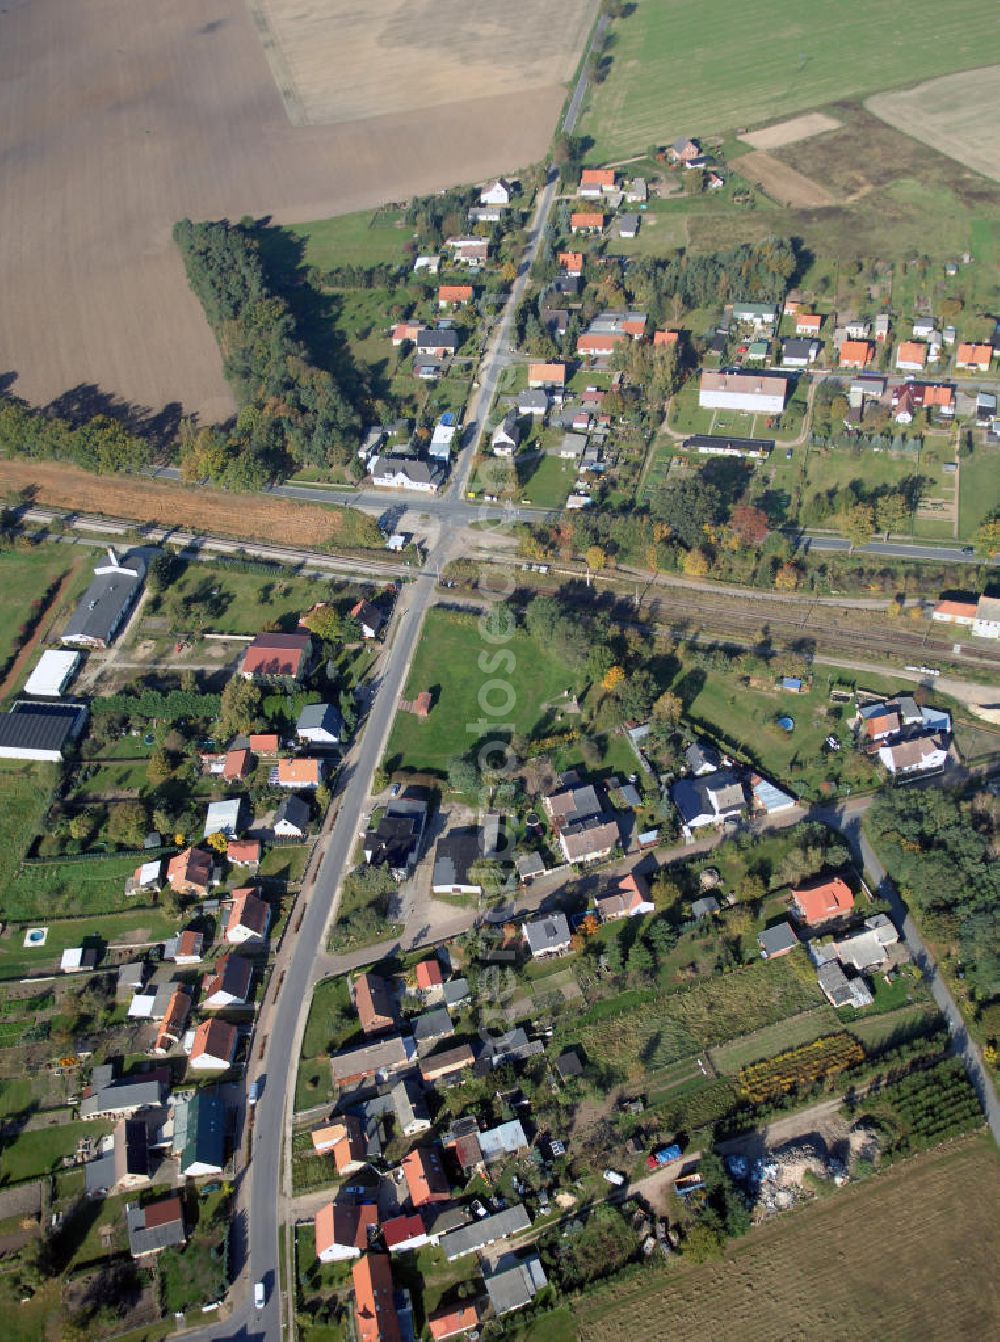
left=0, top=394, right=151, bottom=473
left=173, top=218, right=361, bottom=485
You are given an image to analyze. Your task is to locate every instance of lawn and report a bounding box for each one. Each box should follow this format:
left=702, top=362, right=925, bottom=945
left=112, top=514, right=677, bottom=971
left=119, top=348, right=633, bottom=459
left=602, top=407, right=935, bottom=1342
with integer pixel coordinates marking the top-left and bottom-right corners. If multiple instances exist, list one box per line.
left=2, top=853, right=158, bottom=922
left=0, top=762, right=56, bottom=913
left=708, top=1004, right=841, bottom=1075
left=0, top=545, right=75, bottom=675
left=517, top=454, right=577, bottom=509
left=295, top=976, right=357, bottom=1113
left=0, top=907, right=176, bottom=980
left=574, top=1133, right=1000, bottom=1340
left=958, top=447, right=1000, bottom=540
left=0, top=1118, right=112, bottom=1184
left=286, top=209, right=410, bottom=270
left=149, top=561, right=360, bottom=637
left=384, top=608, right=575, bottom=775
left=158, top=1191, right=230, bottom=1315
left=260, top=844, right=310, bottom=884
left=579, top=0, right=1000, bottom=160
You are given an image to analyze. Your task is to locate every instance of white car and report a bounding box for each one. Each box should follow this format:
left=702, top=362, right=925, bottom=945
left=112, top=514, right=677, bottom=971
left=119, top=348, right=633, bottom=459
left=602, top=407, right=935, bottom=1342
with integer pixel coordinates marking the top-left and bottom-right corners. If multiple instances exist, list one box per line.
left=254, top=1281, right=266, bottom=1310
left=602, top=1169, right=626, bottom=1187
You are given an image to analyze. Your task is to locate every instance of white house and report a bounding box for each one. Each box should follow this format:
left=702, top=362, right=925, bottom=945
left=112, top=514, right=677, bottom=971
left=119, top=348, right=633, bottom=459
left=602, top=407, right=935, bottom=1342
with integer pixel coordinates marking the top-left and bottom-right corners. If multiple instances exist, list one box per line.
left=430, top=422, right=457, bottom=460
left=491, top=411, right=521, bottom=456
left=480, top=179, right=511, bottom=207
left=699, top=370, right=787, bottom=414
left=203, top=797, right=244, bottom=840
left=877, top=734, right=948, bottom=776
left=370, top=455, right=443, bottom=493
left=296, top=703, right=342, bottom=747
left=731, top=301, right=778, bottom=329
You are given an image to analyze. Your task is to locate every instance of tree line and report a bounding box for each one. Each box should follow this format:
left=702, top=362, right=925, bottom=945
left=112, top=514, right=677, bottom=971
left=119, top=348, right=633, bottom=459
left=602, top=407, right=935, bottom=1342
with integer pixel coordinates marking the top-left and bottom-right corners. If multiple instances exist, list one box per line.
left=173, top=218, right=361, bottom=486
left=0, top=394, right=151, bottom=474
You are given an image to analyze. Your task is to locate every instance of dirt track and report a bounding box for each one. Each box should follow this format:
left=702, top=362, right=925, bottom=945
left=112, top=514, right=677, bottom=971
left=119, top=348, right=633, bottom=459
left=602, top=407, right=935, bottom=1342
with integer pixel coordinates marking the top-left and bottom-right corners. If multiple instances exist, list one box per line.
left=0, top=0, right=589, bottom=423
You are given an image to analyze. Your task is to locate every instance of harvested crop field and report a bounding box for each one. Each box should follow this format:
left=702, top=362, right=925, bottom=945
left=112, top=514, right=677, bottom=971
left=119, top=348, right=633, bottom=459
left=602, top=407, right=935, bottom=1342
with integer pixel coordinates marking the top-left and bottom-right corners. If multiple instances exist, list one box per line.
left=733, top=150, right=835, bottom=208
left=0, top=460, right=372, bottom=550
left=740, top=112, right=842, bottom=150
left=868, top=65, right=1000, bottom=183
left=575, top=1133, right=1000, bottom=1341
left=0, top=1, right=592, bottom=423
left=252, top=0, right=596, bottom=127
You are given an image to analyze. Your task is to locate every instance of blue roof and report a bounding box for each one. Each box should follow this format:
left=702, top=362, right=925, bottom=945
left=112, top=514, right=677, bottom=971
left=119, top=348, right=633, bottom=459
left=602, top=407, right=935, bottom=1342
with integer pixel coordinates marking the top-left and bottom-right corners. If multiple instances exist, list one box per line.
left=440, top=412, right=455, bottom=426
left=781, top=677, right=802, bottom=691
left=920, top=706, right=950, bottom=732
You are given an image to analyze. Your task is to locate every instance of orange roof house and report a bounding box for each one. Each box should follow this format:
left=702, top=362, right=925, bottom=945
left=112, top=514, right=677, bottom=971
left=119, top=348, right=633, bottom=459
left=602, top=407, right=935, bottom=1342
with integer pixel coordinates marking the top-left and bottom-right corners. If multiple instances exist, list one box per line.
left=227, top=838, right=261, bottom=867
left=310, top=1115, right=367, bottom=1173
left=795, top=313, right=822, bottom=335
left=225, top=888, right=271, bottom=944
left=438, top=285, right=473, bottom=307
left=577, top=331, right=625, bottom=356
left=276, top=757, right=324, bottom=789
left=316, top=1203, right=379, bottom=1265
left=354, top=972, right=398, bottom=1035
left=240, top=632, right=312, bottom=681
left=166, top=847, right=212, bottom=896
left=248, top=732, right=279, bottom=755
left=429, top=1304, right=480, bottom=1340
left=582, top=167, right=612, bottom=191
left=415, top=959, right=443, bottom=993
left=790, top=877, right=855, bottom=927
left=222, top=747, right=252, bottom=782
left=922, top=383, right=954, bottom=409
left=401, top=1146, right=451, bottom=1208
left=153, top=988, right=191, bottom=1054
left=896, top=341, right=927, bottom=369
left=654, top=329, right=679, bottom=347
left=839, top=340, right=872, bottom=369
left=955, top=343, right=993, bottom=371
left=353, top=1253, right=402, bottom=1342
left=932, top=598, right=978, bottom=624
left=558, top=251, right=583, bottom=274
left=570, top=212, right=604, bottom=234
left=189, top=1018, right=237, bottom=1071
left=527, top=361, right=566, bottom=388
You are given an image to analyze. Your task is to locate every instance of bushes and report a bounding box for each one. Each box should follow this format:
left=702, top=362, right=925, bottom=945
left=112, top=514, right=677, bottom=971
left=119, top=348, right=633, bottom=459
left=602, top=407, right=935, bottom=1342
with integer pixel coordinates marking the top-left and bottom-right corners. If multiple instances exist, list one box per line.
left=855, top=1057, right=982, bottom=1154
left=91, top=689, right=221, bottom=722
left=737, top=1033, right=864, bottom=1104
left=0, top=395, right=151, bottom=474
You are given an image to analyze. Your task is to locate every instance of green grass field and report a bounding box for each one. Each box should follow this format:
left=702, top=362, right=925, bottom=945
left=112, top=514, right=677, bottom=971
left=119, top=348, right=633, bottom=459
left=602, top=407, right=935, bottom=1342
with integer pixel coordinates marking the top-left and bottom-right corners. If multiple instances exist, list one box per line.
left=0, top=1118, right=112, bottom=1184
left=0, top=907, right=175, bottom=980
left=0, top=546, right=75, bottom=674
left=580, top=0, right=1000, bottom=160
left=517, top=454, right=577, bottom=508
left=0, top=762, right=56, bottom=915
left=149, top=562, right=359, bottom=637
left=384, top=608, right=574, bottom=775
left=959, top=448, right=1000, bottom=540
left=2, top=853, right=156, bottom=923
left=286, top=209, right=409, bottom=270
left=709, top=1005, right=841, bottom=1074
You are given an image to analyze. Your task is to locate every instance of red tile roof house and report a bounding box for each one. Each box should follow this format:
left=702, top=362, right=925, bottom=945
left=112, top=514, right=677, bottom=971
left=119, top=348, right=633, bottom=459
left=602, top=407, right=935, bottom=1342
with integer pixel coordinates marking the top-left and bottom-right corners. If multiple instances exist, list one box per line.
left=316, top=1201, right=379, bottom=1263
left=353, top=1251, right=403, bottom=1342
left=577, top=331, right=625, bottom=358
left=354, top=972, right=399, bottom=1035
left=201, top=954, right=253, bottom=1009
left=795, top=314, right=822, bottom=336
left=248, top=732, right=280, bottom=755
left=152, top=987, right=191, bottom=1054
left=167, top=928, right=205, bottom=965
left=392, top=321, right=422, bottom=347
left=955, top=343, right=993, bottom=372
left=790, top=876, right=855, bottom=927
left=429, top=1304, right=480, bottom=1341
left=578, top=167, right=616, bottom=197
left=227, top=838, right=261, bottom=869
left=570, top=212, right=604, bottom=234
left=839, top=340, right=872, bottom=370
left=594, top=871, right=655, bottom=922
left=438, top=285, right=473, bottom=308
left=189, top=1018, right=238, bottom=1072
left=653, top=329, right=679, bottom=347
left=861, top=709, right=901, bottom=744
left=225, top=889, right=271, bottom=945
left=311, top=1114, right=368, bottom=1173
left=166, top=847, right=213, bottom=897
left=415, top=958, right=444, bottom=999
left=222, top=747, right=252, bottom=782
left=240, top=631, right=312, bottom=682
left=558, top=251, right=584, bottom=275
left=527, top=361, right=566, bottom=389
left=381, top=1212, right=430, bottom=1254
left=401, top=1146, right=452, bottom=1208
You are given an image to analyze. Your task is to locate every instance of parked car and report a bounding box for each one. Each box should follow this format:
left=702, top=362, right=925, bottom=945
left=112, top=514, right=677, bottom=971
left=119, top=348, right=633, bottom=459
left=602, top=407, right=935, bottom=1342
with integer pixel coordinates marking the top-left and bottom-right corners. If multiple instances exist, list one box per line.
left=602, top=1169, right=626, bottom=1187
left=254, top=1281, right=266, bottom=1310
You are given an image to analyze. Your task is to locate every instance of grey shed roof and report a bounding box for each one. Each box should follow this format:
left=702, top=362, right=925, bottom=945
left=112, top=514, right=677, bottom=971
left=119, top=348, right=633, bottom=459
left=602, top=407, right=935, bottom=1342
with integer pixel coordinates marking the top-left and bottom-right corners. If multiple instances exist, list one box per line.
left=442, top=977, right=471, bottom=1009
left=758, top=922, right=799, bottom=957
left=275, top=794, right=311, bottom=831
left=439, top=1204, right=532, bottom=1260
left=80, top=1077, right=166, bottom=1118
left=126, top=1198, right=185, bottom=1256
left=296, top=702, right=343, bottom=733
left=62, top=553, right=146, bottom=645
left=412, top=1008, right=454, bottom=1045
left=485, top=1254, right=547, bottom=1314
left=391, top=1077, right=430, bottom=1129
left=85, top=1150, right=116, bottom=1197
left=0, top=701, right=87, bottom=755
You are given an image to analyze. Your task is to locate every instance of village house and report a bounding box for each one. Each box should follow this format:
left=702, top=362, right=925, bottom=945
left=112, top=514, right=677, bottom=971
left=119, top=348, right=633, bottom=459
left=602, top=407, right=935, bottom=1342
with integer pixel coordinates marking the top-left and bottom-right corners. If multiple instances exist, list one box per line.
left=790, top=876, right=854, bottom=927
left=222, top=746, right=252, bottom=782
left=352, top=1252, right=402, bottom=1342
left=370, top=455, right=444, bottom=493
left=439, top=1205, right=532, bottom=1262
left=698, top=370, right=787, bottom=414
left=522, top=912, right=572, bottom=959
left=152, top=987, right=192, bottom=1054
left=839, top=340, right=872, bottom=370
left=126, top=1196, right=185, bottom=1259
left=428, top=1303, right=480, bottom=1341
left=895, top=341, right=927, bottom=371
left=189, top=1018, right=238, bottom=1072
left=315, top=1202, right=378, bottom=1264
left=955, top=342, right=993, bottom=372
left=527, top=361, right=566, bottom=389
left=61, top=549, right=147, bottom=650
left=578, top=167, right=617, bottom=197
left=878, top=733, right=949, bottom=776
left=669, top=137, right=701, bottom=163
left=354, top=972, right=399, bottom=1036
left=758, top=921, right=799, bottom=960
left=401, top=1146, right=452, bottom=1208
left=794, top=313, right=822, bottom=336
left=382, top=1213, right=430, bottom=1254
left=274, top=794, right=311, bottom=839
left=419, top=1043, right=476, bottom=1085
left=485, top=1254, right=548, bottom=1317
left=973, top=594, right=1000, bottom=638
left=491, top=410, right=521, bottom=456
left=331, top=1035, right=417, bottom=1089
left=781, top=338, right=820, bottom=368
left=201, top=954, right=253, bottom=1009
left=731, top=301, right=778, bottom=330
left=164, top=927, right=204, bottom=965
left=932, top=597, right=978, bottom=627
left=438, top=284, right=473, bottom=309
left=225, top=888, right=271, bottom=944
left=570, top=211, right=604, bottom=235
left=296, top=702, right=343, bottom=748
left=227, top=837, right=260, bottom=869
left=392, top=1078, right=432, bottom=1136
left=480, top=178, right=511, bottom=207
left=240, top=631, right=312, bottom=682
left=415, top=328, right=461, bottom=358
left=166, top=847, right=213, bottom=897
left=595, top=871, right=655, bottom=922
left=671, top=770, right=746, bottom=830
left=351, top=600, right=385, bottom=640
left=311, top=1114, right=368, bottom=1173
